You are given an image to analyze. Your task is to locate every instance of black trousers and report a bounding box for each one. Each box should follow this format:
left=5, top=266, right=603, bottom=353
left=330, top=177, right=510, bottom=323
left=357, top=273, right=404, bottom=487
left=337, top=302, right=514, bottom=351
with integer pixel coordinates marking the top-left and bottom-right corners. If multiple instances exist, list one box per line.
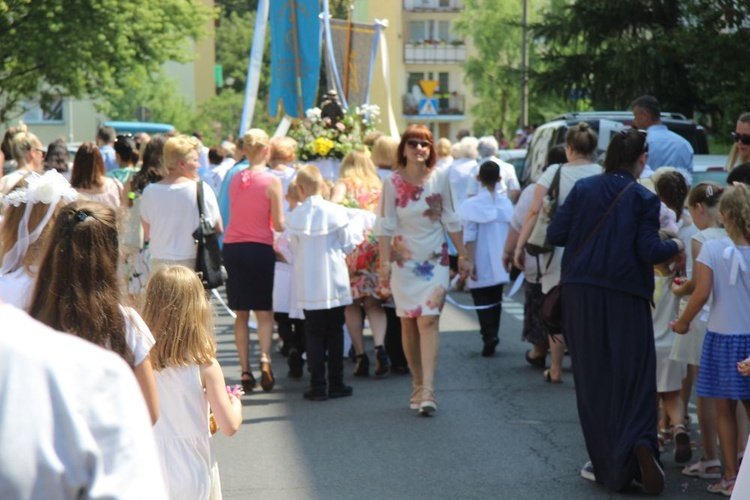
left=470, top=284, right=504, bottom=341
left=274, top=312, right=306, bottom=353
left=384, top=306, right=407, bottom=369
left=304, top=306, right=346, bottom=391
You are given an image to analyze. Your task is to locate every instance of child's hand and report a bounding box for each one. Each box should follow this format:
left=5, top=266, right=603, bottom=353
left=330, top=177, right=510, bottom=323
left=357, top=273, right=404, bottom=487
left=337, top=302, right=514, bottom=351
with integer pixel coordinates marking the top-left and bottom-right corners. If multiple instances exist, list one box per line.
left=738, top=358, right=750, bottom=376
left=671, top=318, right=689, bottom=334
left=226, top=384, right=245, bottom=398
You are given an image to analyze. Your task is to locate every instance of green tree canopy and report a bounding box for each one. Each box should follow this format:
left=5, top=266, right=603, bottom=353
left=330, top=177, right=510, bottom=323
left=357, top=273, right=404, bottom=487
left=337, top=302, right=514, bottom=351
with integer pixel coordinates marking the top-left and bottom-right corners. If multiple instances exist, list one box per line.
left=0, top=0, right=211, bottom=124
left=532, top=0, right=750, bottom=131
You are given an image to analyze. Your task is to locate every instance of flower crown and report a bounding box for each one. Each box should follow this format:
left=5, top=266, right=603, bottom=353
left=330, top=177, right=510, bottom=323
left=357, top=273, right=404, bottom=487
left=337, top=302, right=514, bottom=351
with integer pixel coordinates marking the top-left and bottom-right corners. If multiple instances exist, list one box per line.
left=1, top=170, right=78, bottom=210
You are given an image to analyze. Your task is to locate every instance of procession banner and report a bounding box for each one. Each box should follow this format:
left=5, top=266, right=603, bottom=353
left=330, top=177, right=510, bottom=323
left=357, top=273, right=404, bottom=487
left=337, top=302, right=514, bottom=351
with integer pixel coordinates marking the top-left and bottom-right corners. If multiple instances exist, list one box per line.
left=327, top=19, right=378, bottom=108
left=239, top=0, right=269, bottom=136
left=269, top=0, right=321, bottom=118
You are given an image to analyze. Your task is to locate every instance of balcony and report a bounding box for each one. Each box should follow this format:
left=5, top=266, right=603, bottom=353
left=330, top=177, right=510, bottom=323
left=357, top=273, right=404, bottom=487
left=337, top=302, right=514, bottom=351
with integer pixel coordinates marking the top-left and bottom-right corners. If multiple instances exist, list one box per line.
left=403, top=92, right=465, bottom=119
left=404, top=42, right=466, bottom=63
left=404, top=0, right=462, bottom=11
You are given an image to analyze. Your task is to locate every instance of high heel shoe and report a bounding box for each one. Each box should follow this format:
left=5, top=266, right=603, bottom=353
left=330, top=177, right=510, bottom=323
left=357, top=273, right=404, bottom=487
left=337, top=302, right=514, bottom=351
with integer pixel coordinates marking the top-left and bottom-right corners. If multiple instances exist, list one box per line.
left=260, top=361, right=275, bottom=392
left=410, top=385, right=423, bottom=410
left=419, top=387, right=437, bottom=416
left=374, top=345, right=390, bottom=377
left=354, top=353, right=370, bottom=377
left=241, top=371, right=256, bottom=393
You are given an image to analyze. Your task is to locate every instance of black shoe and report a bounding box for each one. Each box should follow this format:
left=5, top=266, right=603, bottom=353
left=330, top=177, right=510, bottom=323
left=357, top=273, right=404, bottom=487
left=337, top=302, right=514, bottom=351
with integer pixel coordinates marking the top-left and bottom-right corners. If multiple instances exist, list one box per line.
left=348, top=345, right=356, bottom=361
left=392, top=365, right=410, bottom=375
left=241, top=371, right=256, bottom=393
left=374, top=345, right=391, bottom=377
left=635, top=443, right=665, bottom=495
left=328, top=385, right=353, bottom=398
left=303, top=389, right=328, bottom=401
left=288, top=348, right=304, bottom=379
left=354, top=353, right=370, bottom=377
left=482, top=337, right=499, bottom=357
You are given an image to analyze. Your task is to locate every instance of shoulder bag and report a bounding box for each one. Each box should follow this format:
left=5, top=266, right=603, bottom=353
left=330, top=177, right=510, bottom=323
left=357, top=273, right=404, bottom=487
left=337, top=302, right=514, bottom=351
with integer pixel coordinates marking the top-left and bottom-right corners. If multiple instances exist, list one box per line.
left=540, top=180, right=636, bottom=334
left=526, top=164, right=563, bottom=257
left=193, top=181, right=224, bottom=289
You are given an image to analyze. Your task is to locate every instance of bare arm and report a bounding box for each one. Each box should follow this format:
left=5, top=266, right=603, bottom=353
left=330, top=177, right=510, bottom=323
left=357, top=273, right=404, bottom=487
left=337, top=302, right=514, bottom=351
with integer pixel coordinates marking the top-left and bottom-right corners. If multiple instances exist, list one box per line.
left=447, top=229, right=474, bottom=279
left=377, top=235, right=392, bottom=288
left=503, top=226, right=520, bottom=272
left=671, top=239, right=701, bottom=297
left=329, top=181, right=347, bottom=204
left=514, top=183, right=548, bottom=269
left=267, top=177, right=285, bottom=232
left=672, top=262, right=712, bottom=334
left=201, top=359, right=242, bottom=436
left=508, top=189, right=521, bottom=204
left=134, top=357, right=159, bottom=424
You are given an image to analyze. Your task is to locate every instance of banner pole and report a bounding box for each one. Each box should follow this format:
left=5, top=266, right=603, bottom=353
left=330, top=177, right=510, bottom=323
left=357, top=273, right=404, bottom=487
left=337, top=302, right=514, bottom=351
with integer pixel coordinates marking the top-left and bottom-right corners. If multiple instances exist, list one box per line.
left=289, top=0, right=305, bottom=118
left=239, top=0, right=269, bottom=137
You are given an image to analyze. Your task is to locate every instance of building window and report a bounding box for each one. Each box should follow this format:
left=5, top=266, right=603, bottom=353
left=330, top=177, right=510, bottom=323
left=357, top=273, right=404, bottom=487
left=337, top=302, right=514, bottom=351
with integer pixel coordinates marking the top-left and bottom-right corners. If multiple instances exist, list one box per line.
left=22, top=96, right=64, bottom=124
left=408, top=20, right=457, bottom=43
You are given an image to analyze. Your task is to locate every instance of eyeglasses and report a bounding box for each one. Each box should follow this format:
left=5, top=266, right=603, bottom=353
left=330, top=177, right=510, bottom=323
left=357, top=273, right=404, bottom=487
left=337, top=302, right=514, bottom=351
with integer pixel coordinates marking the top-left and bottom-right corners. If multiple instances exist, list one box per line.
left=406, top=139, right=431, bottom=149
left=34, top=147, right=46, bottom=159
left=731, top=132, right=750, bottom=146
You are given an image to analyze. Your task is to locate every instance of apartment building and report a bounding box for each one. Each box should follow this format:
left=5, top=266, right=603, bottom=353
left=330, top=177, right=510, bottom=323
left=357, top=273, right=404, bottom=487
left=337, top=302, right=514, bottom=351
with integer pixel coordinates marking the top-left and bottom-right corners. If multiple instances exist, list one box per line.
left=355, top=0, right=476, bottom=140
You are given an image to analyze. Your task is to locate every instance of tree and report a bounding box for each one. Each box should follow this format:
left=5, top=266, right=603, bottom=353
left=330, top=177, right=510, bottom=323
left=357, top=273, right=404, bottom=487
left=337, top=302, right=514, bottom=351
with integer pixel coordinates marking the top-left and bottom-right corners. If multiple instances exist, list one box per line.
left=531, top=0, right=750, bottom=133
left=0, top=0, right=211, bottom=124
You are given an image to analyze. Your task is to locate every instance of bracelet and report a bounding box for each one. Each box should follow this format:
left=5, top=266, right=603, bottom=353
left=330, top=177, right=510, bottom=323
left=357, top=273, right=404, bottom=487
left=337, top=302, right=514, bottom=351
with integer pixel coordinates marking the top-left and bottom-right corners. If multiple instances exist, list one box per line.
left=458, top=255, right=469, bottom=261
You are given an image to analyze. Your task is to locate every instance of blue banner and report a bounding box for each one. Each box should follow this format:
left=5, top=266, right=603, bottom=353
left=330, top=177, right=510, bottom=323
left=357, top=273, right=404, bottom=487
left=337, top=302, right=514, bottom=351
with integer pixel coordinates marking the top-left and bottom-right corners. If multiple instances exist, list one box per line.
left=269, top=0, right=321, bottom=118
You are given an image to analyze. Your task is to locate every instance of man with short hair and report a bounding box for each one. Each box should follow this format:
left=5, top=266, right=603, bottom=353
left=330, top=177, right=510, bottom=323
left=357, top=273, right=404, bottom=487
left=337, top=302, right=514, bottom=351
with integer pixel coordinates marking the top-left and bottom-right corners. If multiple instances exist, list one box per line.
left=96, top=125, right=118, bottom=173
left=631, top=95, right=694, bottom=173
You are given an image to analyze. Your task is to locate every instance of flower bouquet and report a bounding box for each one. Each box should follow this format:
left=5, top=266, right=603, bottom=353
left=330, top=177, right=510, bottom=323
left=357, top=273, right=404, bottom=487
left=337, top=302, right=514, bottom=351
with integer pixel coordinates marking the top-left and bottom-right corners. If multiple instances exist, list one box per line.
left=288, top=104, right=380, bottom=161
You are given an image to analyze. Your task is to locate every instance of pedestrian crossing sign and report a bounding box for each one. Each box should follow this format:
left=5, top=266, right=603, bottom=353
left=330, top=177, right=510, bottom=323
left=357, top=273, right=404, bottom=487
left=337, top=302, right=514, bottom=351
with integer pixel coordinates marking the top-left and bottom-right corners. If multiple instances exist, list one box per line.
left=419, top=98, right=438, bottom=116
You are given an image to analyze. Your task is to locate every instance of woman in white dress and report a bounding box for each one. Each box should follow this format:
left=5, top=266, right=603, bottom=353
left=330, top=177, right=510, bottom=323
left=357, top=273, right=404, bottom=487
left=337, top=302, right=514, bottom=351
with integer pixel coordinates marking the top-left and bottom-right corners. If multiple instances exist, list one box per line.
left=376, top=124, right=472, bottom=415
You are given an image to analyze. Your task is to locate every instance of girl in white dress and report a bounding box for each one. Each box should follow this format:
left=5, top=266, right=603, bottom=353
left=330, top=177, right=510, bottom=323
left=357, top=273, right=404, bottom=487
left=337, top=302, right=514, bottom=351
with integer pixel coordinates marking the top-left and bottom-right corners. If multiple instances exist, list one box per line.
left=28, top=200, right=159, bottom=423
left=142, top=265, right=242, bottom=500
left=673, top=183, right=750, bottom=496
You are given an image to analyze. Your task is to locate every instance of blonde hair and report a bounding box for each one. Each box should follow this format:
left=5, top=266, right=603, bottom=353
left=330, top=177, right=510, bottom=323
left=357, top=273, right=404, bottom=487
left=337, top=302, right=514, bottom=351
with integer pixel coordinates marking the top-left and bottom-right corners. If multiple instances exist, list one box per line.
left=322, top=179, right=334, bottom=200
left=286, top=177, right=300, bottom=205
left=243, top=128, right=270, bottom=161
left=0, top=179, right=62, bottom=274
left=363, top=130, right=384, bottom=147
left=11, top=130, right=42, bottom=165
left=269, top=137, right=297, bottom=166
left=163, top=135, right=200, bottom=171
left=338, top=151, right=382, bottom=191
left=371, top=136, right=399, bottom=168
left=719, top=183, right=750, bottom=243
left=296, top=164, right=324, bottom=195
left=141, top=266, right=216, bottom=370
left=436, top=138, right=452, bottom=157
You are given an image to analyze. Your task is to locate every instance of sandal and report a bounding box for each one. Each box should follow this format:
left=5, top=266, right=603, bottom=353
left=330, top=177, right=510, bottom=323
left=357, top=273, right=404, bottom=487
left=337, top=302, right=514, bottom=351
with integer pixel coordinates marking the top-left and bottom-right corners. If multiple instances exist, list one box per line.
left=525, top=349, right=546, bottom=369
left=260, top=361, right=275, bottom=392
left=241, top=371, right=256, bottom=393
left=544, top=369, right=562, bottom=384
left=410, top=385, right=422, bottom=410
left=682, top=458, right=722, bottom=479
left=673, top=425, right=692, bottom=464
left=707, top=476, right=735, bottom=496
left=419, top=387, right=437, bottom=416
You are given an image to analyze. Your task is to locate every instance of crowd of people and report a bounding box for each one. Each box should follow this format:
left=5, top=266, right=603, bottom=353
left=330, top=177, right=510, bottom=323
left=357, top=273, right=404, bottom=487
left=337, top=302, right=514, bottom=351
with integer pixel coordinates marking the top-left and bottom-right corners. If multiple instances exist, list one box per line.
left=1, top=93, right=750, bottom=497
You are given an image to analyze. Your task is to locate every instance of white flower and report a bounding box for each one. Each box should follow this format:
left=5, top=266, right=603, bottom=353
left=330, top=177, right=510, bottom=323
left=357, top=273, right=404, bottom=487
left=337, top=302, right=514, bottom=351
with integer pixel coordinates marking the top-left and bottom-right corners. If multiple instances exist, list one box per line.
left=1, top=189, right=26, bottom=209
left=25, top=170, right=77, bottom=206
left=306, top=107, right=322, bottom=122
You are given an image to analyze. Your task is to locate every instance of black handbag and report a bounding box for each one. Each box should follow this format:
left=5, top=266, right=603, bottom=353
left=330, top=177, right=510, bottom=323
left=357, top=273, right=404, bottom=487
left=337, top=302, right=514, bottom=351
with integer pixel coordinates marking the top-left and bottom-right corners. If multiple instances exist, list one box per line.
left=540, top=180, right=636, bottom=334
left=193, top=181, right=224, bottom=289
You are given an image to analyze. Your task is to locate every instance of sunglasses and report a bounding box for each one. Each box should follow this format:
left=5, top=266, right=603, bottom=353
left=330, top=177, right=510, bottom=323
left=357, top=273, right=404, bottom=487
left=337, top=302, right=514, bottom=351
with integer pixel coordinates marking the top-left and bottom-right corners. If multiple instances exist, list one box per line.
left=731, top=132, right=750, bottom=146
left=34, top=147, right=46, bottom=159
left=406, top=139, right=431, bottom=149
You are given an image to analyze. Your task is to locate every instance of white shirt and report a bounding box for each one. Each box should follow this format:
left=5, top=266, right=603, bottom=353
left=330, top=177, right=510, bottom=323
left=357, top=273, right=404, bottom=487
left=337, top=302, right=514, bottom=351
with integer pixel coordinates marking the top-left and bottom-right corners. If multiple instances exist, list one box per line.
left=122, top=305, right=156, bottom=366
left=465, top=156, right=521, bottom=199
left=461, top=189, right=514, bottom=288
left=140, top=181, right=221, bottom=261
left=286, top=195, right=361, bottom=310
left=0, top=267, right=35, bottom=310
left=511, top=184, right=542, bottom=281
left=448, top=158, right=477, bottom=207
left=0, top=304, right=167, bottom=500
left=697, top=237, right=750, bottom=335
left=267, top=165, right=297, bottom=213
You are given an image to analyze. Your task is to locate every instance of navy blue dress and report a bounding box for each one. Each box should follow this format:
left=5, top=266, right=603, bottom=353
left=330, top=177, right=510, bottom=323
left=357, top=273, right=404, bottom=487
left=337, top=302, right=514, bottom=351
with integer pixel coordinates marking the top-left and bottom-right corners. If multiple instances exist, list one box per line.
left=547, top=169, right=679, bottom=492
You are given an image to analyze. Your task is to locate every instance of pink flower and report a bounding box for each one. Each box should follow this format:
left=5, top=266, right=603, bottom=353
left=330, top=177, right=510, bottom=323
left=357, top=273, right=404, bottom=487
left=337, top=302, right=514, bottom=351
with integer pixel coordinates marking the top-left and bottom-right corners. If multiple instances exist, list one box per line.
left=425, top=285, right=447, bottom=312
left=422, top=193, right=442, bottom=221
left=391, top=173, right=423, bottom=208
left=390, top=235, right=412, bottom=267
left=335, top=122, right=346, bottom=132
left=404, top=305, right=423, bottom=318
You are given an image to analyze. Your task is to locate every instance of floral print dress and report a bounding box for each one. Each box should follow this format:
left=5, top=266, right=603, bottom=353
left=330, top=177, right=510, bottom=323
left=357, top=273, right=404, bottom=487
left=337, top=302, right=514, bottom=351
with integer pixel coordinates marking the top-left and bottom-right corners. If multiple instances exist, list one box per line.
left=375, top=168, right=462, bottom=317
left=340, top=181, right=388, bottom=300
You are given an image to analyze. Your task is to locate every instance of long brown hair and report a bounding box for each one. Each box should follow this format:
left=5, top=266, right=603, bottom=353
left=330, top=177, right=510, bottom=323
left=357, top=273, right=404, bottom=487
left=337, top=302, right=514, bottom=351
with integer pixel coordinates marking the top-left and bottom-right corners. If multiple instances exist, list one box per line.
left=71, top=142, right=105, bottom=189
left=141, top=266, right=216, bottom=370
left=28, top=200, right=132, bottom=366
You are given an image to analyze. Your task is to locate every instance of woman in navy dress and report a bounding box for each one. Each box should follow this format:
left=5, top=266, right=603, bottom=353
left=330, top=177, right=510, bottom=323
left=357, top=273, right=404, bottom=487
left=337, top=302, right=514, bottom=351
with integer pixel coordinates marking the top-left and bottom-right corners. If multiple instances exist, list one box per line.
left=547, top=129, right=684, bottom=494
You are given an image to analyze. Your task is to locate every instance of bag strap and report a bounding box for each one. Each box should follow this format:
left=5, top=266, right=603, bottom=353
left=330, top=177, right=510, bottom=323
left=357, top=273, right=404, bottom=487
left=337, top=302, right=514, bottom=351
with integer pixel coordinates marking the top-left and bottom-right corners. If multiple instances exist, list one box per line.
left=561, top=180, right=636, bottom=281
left=548, top=164, right=563, bottom=200
left=196, top=180, right=205, bottom=220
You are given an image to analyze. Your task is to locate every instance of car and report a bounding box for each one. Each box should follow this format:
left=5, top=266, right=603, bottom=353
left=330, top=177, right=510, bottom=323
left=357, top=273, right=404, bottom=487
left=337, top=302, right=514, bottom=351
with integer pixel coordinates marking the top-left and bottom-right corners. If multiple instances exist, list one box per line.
left=692, top=154, right=729, bottom=185
left=498, top=148, right=527, bottom=182
left=521, top=111, right=709, bottom=184
left=103, top=121, right=175, bottom=135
